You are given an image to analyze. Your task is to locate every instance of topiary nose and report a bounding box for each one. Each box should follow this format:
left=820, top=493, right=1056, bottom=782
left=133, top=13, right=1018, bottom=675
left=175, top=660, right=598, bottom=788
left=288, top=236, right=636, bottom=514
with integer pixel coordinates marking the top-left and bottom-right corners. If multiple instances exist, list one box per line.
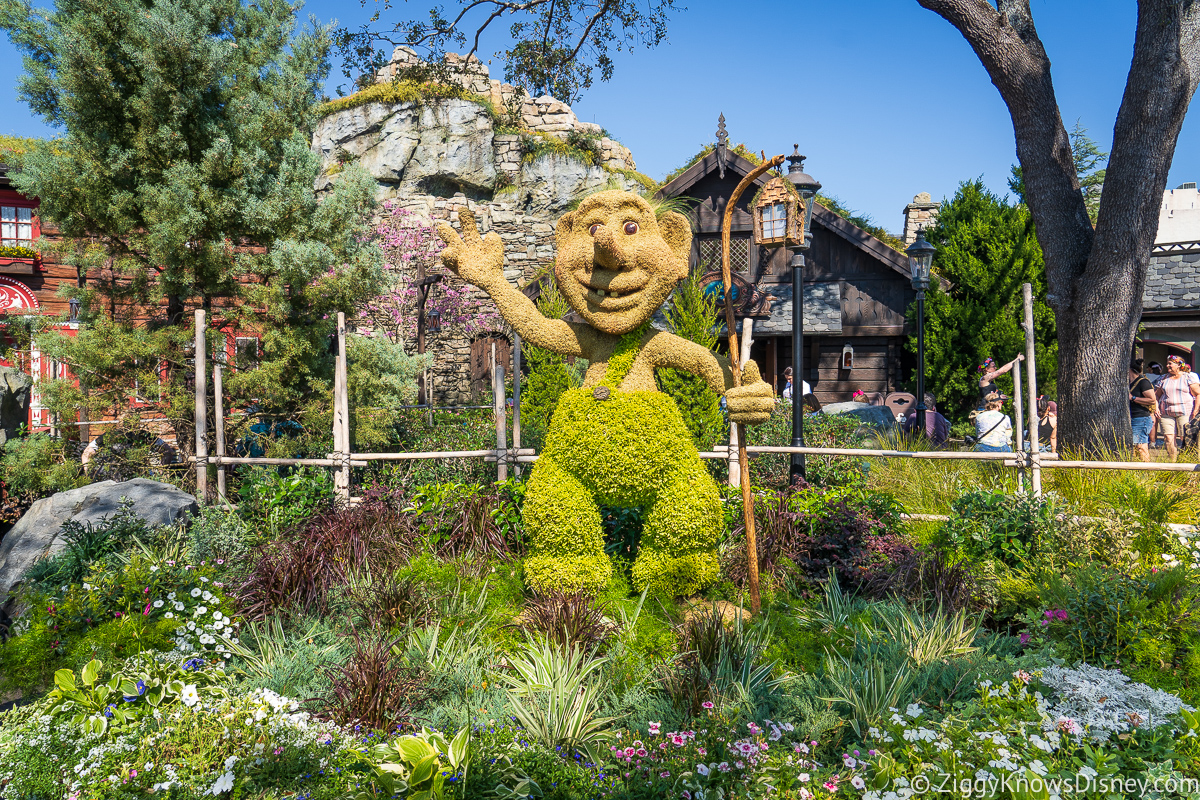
left=592, top=225, right=624, bottom=269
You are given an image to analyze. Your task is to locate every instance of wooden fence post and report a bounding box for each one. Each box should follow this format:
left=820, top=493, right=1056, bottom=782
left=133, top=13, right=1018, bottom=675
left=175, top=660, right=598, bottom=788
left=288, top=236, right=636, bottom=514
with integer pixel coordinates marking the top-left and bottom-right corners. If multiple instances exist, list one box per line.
left=194, top=309, right=208, bottom=505
left=214, top=360, right=227, bottom=504
left=334, top=312, right=351, bottom=504
left=1013, top=361, right=1026, bottom=486
left=1022, top=283, right=1042, bottom=496
left=512, top=333, right=522, bottom=478
left=493, top=341, right=508, bottom=482
left=728, top=320, right=755, bottom=487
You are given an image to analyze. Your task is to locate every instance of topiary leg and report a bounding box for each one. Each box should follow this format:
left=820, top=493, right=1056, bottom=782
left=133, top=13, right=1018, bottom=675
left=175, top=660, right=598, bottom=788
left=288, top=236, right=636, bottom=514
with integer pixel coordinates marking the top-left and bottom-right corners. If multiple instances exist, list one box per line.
left=522, top=456, right=612, bottom=594
left=632, top=465, right=721, bottom=597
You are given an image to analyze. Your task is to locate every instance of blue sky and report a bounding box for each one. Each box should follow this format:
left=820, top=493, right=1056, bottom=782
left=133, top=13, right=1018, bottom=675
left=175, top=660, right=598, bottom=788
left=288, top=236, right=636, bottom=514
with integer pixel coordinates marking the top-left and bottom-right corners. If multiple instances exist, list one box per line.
left=2, top=1, right=1193, bottom=233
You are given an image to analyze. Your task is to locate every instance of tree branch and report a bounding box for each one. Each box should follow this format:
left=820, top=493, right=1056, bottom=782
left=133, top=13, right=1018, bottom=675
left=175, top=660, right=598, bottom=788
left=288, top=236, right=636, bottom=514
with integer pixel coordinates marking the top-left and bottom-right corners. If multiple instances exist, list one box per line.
left=917, top=0, right=1092, bottom=313
left=568, top=0, right=618, bottom=62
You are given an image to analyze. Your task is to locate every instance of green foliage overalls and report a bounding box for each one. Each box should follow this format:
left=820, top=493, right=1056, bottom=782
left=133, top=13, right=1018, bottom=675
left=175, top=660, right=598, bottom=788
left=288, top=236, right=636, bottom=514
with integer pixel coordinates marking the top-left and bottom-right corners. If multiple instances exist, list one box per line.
left=522, top=327, right=722, bottom=596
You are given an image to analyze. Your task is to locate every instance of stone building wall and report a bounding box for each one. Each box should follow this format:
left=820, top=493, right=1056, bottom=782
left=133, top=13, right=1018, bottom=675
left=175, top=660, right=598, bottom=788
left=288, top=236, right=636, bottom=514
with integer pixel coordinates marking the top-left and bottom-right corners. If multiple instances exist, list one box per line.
left=313, top=51, right=646, bottom=405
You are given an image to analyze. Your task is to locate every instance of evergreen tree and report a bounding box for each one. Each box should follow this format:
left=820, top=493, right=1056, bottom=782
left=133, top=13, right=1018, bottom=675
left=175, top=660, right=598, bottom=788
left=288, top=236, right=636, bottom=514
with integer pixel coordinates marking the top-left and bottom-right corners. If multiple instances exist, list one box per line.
left=908, top=180, right=1057, bottom=422
left=0, top=0, right=381, bottom=450
left=657, top=271, right=725, bottom=451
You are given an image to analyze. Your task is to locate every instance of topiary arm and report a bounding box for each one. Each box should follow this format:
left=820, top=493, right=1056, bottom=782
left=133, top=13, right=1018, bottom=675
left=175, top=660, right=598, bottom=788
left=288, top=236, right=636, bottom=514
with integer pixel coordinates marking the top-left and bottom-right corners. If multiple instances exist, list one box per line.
left=438, top=209, right=586, bottom=357
left=644, top=332, right=774, bottom=424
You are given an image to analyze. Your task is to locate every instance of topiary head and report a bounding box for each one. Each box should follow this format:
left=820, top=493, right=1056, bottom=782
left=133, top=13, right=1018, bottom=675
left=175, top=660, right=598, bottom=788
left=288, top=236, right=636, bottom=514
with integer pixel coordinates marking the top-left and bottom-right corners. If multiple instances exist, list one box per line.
left=553, top=190, right=691, bottom=335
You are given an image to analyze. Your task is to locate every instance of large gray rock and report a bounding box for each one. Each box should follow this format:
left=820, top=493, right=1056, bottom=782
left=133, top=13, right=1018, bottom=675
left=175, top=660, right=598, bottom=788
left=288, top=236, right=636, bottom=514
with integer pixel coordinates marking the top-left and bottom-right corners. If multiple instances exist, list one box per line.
left=0, top=478, right=198, bottom=600
left=313, top=99, right=498, bottom=196
left=818, top=401, right=899, bottom=430
left=0, top=367, right=33, bottom=447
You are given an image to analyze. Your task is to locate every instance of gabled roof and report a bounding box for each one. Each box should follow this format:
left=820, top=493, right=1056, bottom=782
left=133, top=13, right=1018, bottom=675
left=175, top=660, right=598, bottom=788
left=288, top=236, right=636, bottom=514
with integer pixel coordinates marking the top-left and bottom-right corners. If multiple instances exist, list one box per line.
left=657, top=148, right=917, bottom=282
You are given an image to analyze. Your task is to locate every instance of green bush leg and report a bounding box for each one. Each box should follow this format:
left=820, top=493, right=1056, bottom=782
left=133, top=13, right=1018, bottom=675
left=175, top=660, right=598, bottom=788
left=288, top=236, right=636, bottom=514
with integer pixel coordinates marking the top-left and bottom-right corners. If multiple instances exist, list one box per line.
left=523, top=456, right=612, bottom=594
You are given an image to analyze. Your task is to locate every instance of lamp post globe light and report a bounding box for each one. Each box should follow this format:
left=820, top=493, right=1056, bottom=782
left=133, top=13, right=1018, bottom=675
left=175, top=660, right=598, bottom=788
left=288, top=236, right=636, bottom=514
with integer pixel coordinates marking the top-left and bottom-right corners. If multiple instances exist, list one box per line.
left=784, top=146, right=820, bottom=484
left=906, top=229, right=936, bottom=432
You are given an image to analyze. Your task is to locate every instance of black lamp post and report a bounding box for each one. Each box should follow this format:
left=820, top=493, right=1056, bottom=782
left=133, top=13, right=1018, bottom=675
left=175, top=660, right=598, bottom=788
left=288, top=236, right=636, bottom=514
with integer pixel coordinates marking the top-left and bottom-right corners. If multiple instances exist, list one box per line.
left=784, top=146, right=820, bottom=484
left=906, top=229, right=935, bottom=432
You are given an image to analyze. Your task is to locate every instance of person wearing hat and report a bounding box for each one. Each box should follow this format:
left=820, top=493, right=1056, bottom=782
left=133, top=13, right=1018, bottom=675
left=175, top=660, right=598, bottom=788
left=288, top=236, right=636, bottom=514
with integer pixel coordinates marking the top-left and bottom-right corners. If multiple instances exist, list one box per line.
left=977, top=354, right=1023, bottom=409
left=1156, top=354, right=1200, bottom=461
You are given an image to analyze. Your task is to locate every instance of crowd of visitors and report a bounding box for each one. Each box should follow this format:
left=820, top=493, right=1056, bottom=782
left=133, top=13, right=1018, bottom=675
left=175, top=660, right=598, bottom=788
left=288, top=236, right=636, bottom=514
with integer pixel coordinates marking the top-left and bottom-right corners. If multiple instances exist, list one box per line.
left=775, top=350, right=1199, bottom=460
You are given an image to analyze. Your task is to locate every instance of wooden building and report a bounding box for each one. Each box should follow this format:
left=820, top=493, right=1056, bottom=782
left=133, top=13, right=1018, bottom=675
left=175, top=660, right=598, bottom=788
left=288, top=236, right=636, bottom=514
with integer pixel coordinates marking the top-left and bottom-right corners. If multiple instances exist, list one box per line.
left=656, top=143, right=924, bottom=404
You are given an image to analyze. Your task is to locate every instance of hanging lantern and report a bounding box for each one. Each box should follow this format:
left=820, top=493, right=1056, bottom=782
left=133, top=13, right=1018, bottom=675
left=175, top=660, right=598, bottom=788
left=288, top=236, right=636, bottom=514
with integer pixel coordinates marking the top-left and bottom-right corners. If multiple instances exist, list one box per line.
left=753, top=176, right=801, bottom=248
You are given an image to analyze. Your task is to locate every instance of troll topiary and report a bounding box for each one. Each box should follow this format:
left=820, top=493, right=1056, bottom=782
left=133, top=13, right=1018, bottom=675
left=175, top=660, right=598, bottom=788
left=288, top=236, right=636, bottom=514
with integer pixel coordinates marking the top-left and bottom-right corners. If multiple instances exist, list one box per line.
left=437, top=191, right=773, bottom=596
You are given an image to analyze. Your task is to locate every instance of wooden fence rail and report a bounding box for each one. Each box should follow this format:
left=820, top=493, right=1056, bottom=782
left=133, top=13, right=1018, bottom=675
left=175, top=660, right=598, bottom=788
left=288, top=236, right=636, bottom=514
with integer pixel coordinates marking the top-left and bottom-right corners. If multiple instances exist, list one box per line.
left=189, top=288, right=1200, bottom=506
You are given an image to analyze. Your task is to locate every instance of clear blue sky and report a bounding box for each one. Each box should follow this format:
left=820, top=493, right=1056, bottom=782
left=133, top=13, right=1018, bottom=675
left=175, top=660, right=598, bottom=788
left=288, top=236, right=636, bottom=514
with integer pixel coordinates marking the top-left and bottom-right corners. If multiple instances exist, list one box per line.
left=2, top=0, right=1193, bottom=233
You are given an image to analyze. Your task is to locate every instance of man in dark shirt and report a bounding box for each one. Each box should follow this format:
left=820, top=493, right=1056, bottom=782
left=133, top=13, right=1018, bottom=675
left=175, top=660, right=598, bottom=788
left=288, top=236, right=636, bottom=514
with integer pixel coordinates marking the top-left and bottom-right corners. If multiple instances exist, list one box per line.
left=1129, top=357, right=1159, bottom=462
left=903, top=392, right=951, bottom=447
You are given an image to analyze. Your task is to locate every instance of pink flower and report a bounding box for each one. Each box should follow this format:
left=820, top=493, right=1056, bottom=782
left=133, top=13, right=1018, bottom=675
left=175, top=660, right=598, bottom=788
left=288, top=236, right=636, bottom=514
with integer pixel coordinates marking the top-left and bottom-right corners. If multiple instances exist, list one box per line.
left=702, top=701, right=714, bottom=709
left=735, top=761, right=745, bottom=769
left=142, top=603, right=151, bottom=616
left=660, top=771, right=670, bottom=778
left=636, top=748, right=647, bottom=757
left=671, top=734, right=686, bottom=747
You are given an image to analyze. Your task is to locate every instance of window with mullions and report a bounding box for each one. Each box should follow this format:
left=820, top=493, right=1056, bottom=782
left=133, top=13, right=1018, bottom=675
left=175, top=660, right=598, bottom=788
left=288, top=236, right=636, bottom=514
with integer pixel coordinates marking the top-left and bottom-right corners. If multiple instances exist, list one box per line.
left=1, top=206, right=33, bottom=246
left=761, top=203, right=787, bottom=239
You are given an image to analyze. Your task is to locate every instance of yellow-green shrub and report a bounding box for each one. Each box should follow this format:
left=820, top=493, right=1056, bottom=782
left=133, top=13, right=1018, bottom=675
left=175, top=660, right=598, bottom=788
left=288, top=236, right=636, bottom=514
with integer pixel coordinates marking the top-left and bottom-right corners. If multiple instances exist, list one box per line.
left=523, top=387, right=722, bottom=597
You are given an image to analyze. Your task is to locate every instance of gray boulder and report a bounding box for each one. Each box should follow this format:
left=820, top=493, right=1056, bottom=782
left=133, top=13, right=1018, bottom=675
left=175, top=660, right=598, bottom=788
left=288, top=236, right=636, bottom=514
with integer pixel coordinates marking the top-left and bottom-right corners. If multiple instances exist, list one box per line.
left=818, top=401, right=899, bottom=430
left=0, top=366, right=33, bottom=447
left=0, top=478, right=198, bottom=600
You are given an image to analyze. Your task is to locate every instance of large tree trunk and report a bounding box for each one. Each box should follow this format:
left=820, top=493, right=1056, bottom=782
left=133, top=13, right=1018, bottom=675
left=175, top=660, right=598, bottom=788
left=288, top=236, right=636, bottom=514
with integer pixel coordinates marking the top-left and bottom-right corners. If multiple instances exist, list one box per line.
left=918, top=0, right=1200, bottom=451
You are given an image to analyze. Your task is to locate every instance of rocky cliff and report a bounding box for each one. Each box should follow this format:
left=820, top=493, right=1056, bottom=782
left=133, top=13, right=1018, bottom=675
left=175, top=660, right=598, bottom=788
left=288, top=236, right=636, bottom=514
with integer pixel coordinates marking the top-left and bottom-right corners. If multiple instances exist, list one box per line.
left=313, top=49, right=650, bottom=404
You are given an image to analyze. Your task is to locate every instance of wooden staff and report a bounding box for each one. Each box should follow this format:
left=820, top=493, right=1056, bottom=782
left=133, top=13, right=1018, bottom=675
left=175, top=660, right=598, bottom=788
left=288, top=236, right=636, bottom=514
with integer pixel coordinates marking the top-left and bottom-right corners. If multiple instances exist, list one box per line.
left=722, top=154, right=785, bottom=616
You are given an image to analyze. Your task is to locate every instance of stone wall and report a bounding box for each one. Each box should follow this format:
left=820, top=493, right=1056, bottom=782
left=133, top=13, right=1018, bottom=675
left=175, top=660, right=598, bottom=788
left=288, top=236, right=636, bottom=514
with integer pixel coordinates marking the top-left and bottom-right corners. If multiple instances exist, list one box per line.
left=902, top=192, right=941, bottom=245
left=313, top=51, right=645, bottom=405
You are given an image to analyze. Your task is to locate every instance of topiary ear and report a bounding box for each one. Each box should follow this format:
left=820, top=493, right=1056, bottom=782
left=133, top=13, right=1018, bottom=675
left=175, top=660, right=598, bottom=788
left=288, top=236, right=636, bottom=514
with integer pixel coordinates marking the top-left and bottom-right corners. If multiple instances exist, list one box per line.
left=657, top=211, right=692, bottom=272
left=555, top=209, right=576, bottom=251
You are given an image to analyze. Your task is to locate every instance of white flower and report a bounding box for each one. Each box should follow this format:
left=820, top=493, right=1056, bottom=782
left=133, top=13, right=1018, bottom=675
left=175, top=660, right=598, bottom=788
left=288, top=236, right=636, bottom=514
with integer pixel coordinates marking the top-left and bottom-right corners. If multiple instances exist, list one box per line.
left=187, top=621, right=196, bottom=631
left=196, top=606, right=208, bottom=615
left=165, top=612, right=174, bottom=619
left=180, top=685, right=200, bottom=707
left=167, top=592, right=176, bottom=600
left=201, top=576, right=210, bottom=583
left=212, top=610, right=223, bottom=620
left=153, top=600, right=164, bottom=608
left=851, top=776, right=866, bottom=790
left=1030, top=760, right=1048, bottom=776
left=190, top=588, right=202, bottom=598
left=1078, top=765, right=1098, bottom=780
left=224, top=755, right=237, bottom=770
left=696, top=763, right=709, bottom=776
left=1029, top=735, right=1053, bottom=752
left=202, top=591, right=213, bottom=602
left=208, top=770, right=234, bottom=795
left=798, top=773, right=810, bottom=783
left=174, top=602, right=185, bottom=611
left=150, top=565, right=159, bottom=572
left=906, top=703, right=923, bottom=718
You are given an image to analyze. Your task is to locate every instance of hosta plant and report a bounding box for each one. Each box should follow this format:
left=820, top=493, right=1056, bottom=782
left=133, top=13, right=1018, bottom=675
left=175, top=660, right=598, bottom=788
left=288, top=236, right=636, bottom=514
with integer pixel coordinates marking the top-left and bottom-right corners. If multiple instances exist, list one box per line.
left=355, top=726, right=470, bottom=800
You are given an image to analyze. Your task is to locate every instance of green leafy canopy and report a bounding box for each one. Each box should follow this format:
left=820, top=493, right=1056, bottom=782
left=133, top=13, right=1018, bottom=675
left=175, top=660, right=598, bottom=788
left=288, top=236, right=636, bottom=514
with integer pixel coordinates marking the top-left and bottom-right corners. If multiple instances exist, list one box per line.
left=0, top=0, right=384, bottom=428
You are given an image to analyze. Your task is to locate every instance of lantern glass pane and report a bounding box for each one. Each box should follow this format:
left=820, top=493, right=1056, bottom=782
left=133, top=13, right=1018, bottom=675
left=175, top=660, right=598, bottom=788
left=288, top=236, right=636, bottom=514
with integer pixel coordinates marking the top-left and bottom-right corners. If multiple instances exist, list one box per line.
left=762, top=203, right=787, bottom=239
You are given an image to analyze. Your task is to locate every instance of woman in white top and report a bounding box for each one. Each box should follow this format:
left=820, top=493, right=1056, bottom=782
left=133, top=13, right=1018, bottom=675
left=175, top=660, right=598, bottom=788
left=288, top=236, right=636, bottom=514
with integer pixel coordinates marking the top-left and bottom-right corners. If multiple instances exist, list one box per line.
left=973, top=394, right=1013, bottom=452
left=1156, top=354, right=1200, bottom=461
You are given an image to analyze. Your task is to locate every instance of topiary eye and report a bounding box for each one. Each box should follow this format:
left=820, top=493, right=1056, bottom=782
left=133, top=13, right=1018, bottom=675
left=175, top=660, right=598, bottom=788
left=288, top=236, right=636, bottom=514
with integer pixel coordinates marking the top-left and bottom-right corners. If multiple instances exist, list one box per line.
left=623, top=221, right=638, bottom=235
left=588, top=224, right=600, bottom=236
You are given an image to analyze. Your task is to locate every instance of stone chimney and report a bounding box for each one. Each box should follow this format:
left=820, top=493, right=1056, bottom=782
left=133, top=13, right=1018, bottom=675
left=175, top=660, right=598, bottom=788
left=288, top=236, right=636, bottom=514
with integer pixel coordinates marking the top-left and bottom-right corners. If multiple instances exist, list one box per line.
left=902, top=192, right=941, bottom=245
